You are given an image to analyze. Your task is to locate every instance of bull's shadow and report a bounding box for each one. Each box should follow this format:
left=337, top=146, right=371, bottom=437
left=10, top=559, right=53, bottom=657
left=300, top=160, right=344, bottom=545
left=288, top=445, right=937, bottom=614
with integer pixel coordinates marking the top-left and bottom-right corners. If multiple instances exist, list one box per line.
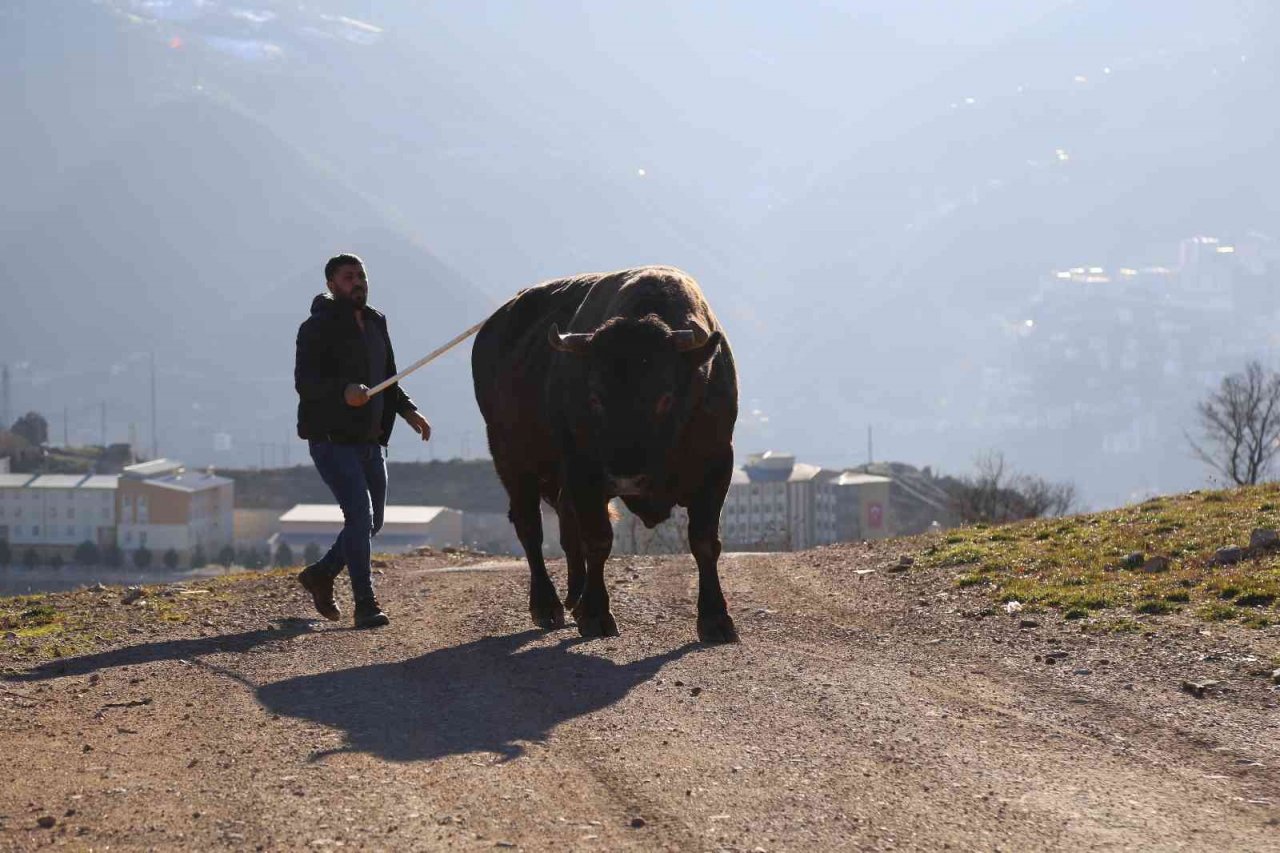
left=256, top=630, right=697, bottom=763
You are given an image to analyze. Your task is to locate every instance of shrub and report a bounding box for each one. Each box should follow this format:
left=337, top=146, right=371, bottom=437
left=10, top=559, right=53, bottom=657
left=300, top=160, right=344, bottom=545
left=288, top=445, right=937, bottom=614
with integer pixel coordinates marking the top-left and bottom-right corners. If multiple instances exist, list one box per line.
left=74, top=540, right=101, bottom=566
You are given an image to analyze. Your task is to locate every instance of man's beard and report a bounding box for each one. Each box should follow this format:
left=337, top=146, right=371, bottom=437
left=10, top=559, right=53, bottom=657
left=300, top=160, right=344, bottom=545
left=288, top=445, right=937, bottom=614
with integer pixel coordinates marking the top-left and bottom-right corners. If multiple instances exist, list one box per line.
left=337, top=288, right=368, bottom=307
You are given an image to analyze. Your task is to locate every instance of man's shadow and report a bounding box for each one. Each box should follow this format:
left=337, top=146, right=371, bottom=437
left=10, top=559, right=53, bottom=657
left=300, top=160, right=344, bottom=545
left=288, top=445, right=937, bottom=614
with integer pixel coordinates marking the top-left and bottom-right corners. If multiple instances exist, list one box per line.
left=256, top=630, right=698, bottom=763
left=8, top=618, right=319, bottom=682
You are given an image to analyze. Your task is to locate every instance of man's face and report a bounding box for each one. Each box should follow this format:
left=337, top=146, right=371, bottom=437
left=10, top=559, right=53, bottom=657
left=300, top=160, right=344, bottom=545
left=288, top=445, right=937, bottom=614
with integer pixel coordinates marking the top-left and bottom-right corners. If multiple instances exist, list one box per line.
left=327, top=263, right=368, bottom=308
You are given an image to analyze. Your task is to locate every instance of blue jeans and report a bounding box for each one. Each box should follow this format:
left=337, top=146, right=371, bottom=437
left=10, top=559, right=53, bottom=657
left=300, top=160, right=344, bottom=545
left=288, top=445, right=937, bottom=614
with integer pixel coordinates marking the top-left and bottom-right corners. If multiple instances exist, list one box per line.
left=308, top=441, right=387, bottom=602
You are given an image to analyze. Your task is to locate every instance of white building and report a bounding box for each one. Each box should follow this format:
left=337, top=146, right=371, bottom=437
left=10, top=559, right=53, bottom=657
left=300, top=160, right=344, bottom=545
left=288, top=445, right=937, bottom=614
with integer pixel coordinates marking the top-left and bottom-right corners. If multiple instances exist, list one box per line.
left=0, top=459, right=233, bottom=564
left=831, top=472, right=893, bottom=541
left=0, top=473, right=118, bottom=554
left=0, top=472, right=35, bottom=547
left=721, top=452, right=838, bottom=551
left=273, top=504, right=464, bottom=554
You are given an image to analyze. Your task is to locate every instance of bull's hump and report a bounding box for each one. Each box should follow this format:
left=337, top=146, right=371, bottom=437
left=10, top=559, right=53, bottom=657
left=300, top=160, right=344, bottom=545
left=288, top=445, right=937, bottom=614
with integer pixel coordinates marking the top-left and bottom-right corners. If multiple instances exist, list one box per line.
left=569, top=266, right=711, bottom=332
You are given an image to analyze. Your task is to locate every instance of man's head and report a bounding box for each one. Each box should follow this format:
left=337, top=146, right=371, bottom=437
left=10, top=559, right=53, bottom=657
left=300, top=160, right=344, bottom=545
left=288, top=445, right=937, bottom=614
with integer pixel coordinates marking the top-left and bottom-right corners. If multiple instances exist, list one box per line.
left=325, top=253, right=367, bottom=308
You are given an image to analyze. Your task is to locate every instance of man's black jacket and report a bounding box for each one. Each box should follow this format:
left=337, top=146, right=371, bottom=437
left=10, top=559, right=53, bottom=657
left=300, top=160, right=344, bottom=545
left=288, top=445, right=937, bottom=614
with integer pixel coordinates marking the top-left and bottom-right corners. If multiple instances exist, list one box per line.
left=295, top=293, right=417, bottom=445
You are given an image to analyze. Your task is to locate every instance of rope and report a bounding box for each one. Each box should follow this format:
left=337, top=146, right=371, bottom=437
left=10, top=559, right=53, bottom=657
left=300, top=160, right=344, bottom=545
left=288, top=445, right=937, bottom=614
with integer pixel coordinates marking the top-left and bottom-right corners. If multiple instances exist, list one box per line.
left=366, top=320, right=486, bottom=397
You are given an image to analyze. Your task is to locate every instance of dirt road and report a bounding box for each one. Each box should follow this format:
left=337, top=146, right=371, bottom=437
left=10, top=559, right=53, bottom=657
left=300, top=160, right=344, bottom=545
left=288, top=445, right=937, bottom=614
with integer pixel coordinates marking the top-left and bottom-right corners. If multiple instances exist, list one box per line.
left=2, top=543, right=1278, bottom=851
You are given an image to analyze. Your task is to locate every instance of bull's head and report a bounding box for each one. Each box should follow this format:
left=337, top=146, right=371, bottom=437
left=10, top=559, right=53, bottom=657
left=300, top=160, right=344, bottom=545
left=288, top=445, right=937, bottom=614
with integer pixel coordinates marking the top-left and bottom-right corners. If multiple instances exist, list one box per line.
left=548, top=314, right=721, bottom=496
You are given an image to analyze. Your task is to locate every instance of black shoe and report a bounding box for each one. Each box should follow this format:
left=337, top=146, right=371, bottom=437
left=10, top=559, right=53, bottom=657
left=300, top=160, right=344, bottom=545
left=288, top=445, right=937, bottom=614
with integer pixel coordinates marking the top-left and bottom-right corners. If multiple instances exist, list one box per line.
left=353, top=598, right=390, bottom=629
left=297, top=564, right=341, bottom=621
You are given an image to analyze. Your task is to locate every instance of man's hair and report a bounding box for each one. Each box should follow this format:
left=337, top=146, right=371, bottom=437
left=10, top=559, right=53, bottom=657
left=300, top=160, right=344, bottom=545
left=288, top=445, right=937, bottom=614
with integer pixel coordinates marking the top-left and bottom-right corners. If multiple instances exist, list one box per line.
left=324, top=253, right=364, bottom=282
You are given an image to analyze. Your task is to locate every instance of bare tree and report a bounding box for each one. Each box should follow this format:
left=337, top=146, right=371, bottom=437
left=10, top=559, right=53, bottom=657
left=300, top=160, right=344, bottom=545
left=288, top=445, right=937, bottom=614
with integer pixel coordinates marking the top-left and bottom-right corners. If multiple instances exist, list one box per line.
left=949, top=451, right=1077, bottom=524
left=1018, top=475, right=1077, bottom=519
left=1188, top=360, right=1280, bottom=486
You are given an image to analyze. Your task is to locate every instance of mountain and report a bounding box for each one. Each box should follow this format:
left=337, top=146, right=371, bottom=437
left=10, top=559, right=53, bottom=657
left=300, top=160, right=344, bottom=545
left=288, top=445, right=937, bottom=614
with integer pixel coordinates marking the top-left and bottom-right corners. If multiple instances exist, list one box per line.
left=733, top=0, right=1280, bottom=504
left=0, top=87, right=489, bottom=465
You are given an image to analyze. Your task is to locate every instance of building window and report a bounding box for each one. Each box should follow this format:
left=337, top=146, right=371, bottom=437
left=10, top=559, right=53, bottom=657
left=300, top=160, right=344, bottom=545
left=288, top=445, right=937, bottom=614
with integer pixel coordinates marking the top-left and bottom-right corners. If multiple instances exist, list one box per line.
left=32, top=526, right=39, bottom=536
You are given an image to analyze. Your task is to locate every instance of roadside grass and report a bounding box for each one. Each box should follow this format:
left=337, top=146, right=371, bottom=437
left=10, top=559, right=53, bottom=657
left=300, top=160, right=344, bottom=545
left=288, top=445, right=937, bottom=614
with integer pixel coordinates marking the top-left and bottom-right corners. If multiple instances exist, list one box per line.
left=920, top=483, right=1280, bottom=628
left=0, top=549, right=455, bottom=664
left=0, top=564, right=307, bottom=662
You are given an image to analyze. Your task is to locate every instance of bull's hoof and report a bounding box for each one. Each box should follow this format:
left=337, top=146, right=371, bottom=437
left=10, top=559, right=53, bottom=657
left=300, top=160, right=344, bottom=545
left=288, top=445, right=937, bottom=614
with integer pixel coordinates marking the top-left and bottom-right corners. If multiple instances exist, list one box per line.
left=577, top=612, right=619, bottom=639
left=530, top=599, right=566, bottom=630
left=697, top=613, right=739, bottom=644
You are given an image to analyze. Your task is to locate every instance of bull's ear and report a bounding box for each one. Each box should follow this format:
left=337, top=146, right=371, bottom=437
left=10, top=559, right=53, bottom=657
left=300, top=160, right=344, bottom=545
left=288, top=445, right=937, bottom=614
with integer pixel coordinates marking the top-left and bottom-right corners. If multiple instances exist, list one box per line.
left=548, top=323, right=593, bottom=355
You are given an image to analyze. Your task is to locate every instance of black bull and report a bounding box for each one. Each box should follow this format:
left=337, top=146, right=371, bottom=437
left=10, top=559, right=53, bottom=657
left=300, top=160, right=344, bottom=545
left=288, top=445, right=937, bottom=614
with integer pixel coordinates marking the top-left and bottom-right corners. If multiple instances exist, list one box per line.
left=471, top=266, right=739, bottom=642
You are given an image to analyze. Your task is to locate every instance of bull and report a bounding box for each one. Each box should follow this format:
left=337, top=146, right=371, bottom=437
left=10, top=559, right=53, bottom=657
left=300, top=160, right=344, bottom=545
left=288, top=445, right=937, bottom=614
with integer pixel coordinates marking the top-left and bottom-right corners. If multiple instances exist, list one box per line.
left=471, top=266, right=739, bottom=642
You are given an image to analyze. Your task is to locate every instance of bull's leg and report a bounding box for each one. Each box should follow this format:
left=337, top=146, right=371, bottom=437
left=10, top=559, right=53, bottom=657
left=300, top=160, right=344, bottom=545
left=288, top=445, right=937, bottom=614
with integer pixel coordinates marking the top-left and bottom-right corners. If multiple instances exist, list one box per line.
left=557, top=497, right=587, bottom=618
left=687, top=449, right=738, bottom=644
left=570, top=483, right=618, bottom=639
left=509, top=479, right=565, bottom=630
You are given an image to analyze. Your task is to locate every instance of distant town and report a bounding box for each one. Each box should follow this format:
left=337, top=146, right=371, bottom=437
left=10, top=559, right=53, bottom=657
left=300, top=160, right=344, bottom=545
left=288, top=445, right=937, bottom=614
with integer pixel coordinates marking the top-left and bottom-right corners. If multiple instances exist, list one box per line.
left=0, top=423, right=974, bottom=588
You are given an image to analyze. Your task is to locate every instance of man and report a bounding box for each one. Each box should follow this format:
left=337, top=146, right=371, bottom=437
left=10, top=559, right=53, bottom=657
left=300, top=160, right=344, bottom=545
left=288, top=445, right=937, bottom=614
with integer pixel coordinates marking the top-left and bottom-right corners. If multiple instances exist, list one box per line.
left=294, top=253, right=432, bottom=628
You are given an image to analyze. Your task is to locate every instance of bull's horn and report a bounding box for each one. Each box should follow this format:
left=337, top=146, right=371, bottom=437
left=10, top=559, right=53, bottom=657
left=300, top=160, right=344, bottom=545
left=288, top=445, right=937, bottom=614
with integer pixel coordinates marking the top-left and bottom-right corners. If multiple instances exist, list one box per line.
left=548, top=323, right=593, bottom=354
left=672, top=322, right=712, bottom=352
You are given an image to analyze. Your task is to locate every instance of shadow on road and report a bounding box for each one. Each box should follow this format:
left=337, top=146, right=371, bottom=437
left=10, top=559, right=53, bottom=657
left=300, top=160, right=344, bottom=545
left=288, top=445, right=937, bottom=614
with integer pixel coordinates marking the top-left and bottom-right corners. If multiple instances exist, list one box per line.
left=8, top=618, right=319, bottom=682
left=256, top=629, right=697, bottom=763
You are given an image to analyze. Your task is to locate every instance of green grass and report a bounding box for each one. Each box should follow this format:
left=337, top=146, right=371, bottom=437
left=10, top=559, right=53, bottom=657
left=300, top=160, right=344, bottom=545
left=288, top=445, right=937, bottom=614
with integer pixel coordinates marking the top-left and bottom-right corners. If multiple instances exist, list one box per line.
left=928, top=482, right=1280, bottom=627
left=0, top=602, right=66, bottom=640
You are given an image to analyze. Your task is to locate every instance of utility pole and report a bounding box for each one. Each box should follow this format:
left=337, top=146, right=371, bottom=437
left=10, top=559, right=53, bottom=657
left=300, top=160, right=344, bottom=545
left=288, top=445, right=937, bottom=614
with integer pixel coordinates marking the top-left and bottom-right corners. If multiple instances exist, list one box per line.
left=149, top=351, right=159, bottom=459
left=1, top=364, right=9, bottom=429
left=867, top=424, right=873, bottom=466
left=63, top=406, right=69, bottom=447
left=100, top=402, right=107, bottom=447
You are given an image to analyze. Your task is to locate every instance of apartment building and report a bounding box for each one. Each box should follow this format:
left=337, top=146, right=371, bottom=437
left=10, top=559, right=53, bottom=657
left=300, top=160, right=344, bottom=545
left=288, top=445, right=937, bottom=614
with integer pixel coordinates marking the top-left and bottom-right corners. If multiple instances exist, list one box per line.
left=831, top=472, right=893, bottom=541
left=0, top=472, right=118, bottom=558
left=116, top=460, right=234, bottom=559
left=720, top=452, right=838, bottom=551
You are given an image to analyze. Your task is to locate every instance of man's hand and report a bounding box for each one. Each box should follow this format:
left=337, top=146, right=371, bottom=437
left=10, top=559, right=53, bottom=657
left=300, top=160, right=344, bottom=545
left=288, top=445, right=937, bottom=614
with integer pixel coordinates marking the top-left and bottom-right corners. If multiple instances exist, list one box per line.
left=344, top=383, right=370, bottom=407
left=404, top=410, right=432, bottom=442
